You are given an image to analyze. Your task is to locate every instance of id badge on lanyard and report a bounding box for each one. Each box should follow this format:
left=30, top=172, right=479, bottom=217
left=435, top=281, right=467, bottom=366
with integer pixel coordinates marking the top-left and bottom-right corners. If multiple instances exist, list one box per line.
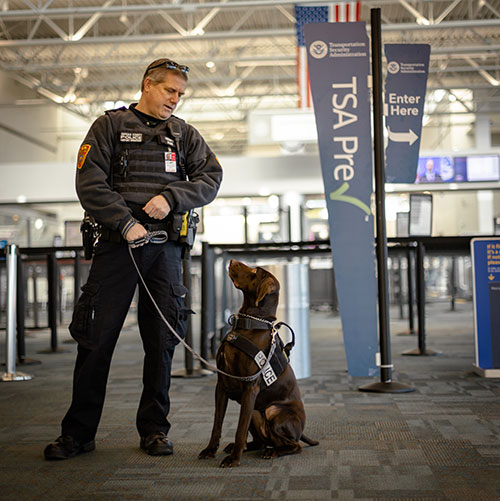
left=164, top=151, right=177, bottom=173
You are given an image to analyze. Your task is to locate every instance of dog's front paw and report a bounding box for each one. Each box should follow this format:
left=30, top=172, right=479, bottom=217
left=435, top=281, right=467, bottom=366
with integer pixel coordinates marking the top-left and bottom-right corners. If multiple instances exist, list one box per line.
left=198, top=447, right=217, bottom=459
left=219, top=454, right=240, bottom=468
left=262, top=447, right=278, bottom=459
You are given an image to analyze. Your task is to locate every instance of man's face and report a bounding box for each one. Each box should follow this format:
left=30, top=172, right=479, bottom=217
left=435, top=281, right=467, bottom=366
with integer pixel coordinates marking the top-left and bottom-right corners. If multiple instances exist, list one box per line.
left=141, top=72, right=187, bottom=119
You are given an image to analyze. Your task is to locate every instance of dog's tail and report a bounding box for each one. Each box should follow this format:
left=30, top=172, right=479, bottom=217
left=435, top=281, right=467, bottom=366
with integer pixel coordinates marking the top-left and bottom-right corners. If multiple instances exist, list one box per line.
left=300, top=434, right=319, bottom=446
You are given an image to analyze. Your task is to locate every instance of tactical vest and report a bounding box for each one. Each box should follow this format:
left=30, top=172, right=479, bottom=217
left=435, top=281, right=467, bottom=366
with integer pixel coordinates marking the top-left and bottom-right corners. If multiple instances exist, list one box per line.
left=106, top=108, right=186, bottom=206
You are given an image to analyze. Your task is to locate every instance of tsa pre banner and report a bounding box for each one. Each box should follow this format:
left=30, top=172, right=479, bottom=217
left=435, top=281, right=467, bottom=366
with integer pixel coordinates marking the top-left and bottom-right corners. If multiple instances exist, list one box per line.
left=305, top=22, right=378, bottom=377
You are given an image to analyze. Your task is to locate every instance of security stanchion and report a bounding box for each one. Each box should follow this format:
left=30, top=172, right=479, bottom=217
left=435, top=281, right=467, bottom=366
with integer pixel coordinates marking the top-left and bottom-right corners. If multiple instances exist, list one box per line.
left=37, top=251, right=69, bottom=354
left=201, top=242, right=217, bottom=365
left=16, top=250, right=41, bottom=365
left=2, top=244, right=33, bottom=382
left=402, top=241, right=441, bottom=356
left=397, top=245, right=417, bottom=336
left=172, top=249, right=211, bottom=378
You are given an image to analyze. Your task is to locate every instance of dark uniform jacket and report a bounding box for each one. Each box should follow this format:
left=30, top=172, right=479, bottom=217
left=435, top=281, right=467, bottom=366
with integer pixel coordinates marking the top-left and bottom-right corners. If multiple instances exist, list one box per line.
left=76, top=106, right=222, bottom=236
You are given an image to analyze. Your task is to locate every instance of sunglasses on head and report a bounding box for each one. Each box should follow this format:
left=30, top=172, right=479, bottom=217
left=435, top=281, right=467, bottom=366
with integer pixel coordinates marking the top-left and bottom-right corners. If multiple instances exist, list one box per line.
left=145, top=60, right=190, bottom=75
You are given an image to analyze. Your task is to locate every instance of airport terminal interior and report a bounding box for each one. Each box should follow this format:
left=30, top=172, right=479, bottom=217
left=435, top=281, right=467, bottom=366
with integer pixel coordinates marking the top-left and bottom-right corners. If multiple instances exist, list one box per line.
left=1, top=0, right=500, bottom=499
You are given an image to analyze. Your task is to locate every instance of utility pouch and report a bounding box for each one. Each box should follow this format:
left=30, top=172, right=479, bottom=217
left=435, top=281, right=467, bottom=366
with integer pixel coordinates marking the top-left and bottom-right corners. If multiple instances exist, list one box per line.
left=69, top=281, right=101, bottom=350
left=81, top=212, right=100, bottom=260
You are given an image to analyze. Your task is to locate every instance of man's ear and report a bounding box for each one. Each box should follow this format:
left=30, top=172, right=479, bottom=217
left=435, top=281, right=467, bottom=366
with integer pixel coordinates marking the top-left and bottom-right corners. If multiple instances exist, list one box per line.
left=255, top=277, right=277, bottom=306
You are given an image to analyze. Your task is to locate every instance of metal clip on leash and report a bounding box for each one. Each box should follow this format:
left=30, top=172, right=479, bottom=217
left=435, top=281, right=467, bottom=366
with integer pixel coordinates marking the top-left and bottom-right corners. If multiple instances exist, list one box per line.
left=127, top=243, right=278, bottom=382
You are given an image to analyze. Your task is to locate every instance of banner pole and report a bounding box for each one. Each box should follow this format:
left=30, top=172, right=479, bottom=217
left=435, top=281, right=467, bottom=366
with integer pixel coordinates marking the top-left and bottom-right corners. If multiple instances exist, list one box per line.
left=359, top=8, right=414, bottom=393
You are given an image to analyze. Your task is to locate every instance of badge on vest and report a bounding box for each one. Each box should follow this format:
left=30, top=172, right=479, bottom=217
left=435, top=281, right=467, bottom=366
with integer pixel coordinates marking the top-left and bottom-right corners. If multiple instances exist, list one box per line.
left=120, top=132, right=143, bottom=142
left=164, top=152, right=177, bottom=172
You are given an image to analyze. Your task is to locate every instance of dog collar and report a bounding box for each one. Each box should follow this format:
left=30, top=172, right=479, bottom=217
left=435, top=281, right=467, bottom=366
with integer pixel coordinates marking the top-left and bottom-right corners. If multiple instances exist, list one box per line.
left=228, top=313, right=274, bottom=331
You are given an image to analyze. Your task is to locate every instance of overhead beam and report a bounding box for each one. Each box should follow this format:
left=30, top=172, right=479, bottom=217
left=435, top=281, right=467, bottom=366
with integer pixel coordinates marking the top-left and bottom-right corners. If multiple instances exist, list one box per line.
left=4, top=44, right=500, bottom=71
left=2, top=19, right=500, bottom=47
left=0, top=121, right=57, bottom=153
left=0, top=0, right=410, bottom=19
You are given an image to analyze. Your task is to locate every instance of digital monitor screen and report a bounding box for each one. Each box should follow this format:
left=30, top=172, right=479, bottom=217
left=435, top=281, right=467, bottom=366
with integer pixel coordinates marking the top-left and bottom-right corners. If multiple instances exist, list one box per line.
left=413, top=155, right=500, bottom=183
left=466, top=155, right=500, bottom=181
left=415, top=156, right=454, bottom=183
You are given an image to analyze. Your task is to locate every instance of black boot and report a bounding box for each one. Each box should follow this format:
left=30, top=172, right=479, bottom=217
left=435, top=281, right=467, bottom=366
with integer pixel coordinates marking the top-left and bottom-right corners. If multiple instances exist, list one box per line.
left=44, top=435, right=95, bottom=460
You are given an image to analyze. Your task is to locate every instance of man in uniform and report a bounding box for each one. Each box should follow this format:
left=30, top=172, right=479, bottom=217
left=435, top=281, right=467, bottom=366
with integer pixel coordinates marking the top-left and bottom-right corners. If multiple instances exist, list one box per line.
left=44, top=58, right=222, bottom=460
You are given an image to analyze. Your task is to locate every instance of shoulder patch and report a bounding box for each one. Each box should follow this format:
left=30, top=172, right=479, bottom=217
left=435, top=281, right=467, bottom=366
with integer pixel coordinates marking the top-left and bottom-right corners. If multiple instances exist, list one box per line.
left=77, top=144, right=91, bottom=170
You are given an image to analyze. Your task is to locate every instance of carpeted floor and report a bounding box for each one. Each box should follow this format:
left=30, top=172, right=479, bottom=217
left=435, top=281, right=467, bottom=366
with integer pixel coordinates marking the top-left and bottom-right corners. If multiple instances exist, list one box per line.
left=1, top=301, right=500, bottom=500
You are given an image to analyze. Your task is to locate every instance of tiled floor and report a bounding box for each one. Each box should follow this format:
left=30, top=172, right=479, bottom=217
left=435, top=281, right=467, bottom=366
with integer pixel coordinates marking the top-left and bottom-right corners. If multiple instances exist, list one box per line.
left=1, top=301, right=500, bottom=500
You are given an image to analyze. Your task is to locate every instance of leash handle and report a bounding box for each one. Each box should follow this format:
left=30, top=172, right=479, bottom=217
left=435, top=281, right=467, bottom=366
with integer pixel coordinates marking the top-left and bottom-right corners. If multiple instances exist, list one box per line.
left=275, top=321, right=296, bottom=349
left=128, top=230, right=168, bottom=248
left=127, top=246, right=275, bottom=382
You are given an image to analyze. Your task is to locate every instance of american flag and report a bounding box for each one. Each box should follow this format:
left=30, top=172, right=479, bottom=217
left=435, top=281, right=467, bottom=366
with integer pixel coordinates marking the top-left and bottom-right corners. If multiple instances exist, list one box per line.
left=295, top=3, right=361, bottom=108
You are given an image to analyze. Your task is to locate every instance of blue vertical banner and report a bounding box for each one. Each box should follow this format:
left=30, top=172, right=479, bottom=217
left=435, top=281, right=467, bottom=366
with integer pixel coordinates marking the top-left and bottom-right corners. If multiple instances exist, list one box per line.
left=471, top=238, right=500, bottom=376
left=305, top=22, right=378, bottom=377
left=384, top=44, right=430, bottom=183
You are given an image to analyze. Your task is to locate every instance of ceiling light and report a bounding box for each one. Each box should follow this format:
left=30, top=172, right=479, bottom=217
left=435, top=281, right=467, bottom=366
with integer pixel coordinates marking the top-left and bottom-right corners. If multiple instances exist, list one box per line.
left=63, top=92, right=76, bottom=103
left=433, top=89, right=446, bottom=102
left=267, top=194, right=279, bottom=207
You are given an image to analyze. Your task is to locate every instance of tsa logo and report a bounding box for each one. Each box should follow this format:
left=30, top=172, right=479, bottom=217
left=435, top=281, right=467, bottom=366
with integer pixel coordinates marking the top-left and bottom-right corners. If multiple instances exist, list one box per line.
left=309, top=40, right=328, bottom=59
left=387, top=61, right=400, bottom=74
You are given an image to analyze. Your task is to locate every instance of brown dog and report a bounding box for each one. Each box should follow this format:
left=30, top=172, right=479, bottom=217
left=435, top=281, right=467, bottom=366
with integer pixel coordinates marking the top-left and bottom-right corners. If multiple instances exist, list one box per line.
left=199, top=260, right=318, bottom=468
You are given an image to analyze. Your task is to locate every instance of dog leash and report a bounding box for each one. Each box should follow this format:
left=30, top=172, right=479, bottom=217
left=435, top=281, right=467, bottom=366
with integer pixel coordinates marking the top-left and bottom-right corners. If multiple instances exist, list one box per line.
left=127, top=242, right=278, bottom=382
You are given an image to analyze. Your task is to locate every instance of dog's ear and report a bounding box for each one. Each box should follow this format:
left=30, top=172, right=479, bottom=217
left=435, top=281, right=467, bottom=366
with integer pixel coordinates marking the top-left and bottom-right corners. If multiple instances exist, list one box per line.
left=255, top=276, right=277, bottom=306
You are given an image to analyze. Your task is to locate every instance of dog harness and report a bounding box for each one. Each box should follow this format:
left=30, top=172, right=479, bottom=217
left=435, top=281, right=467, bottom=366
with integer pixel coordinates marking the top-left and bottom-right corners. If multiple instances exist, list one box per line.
left=223, top=314, right=294, bottom=387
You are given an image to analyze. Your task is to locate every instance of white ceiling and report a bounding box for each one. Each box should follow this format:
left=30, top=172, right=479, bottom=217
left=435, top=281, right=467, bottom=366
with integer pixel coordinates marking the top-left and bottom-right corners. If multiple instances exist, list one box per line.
left=1, top=0, right=500, bottom=154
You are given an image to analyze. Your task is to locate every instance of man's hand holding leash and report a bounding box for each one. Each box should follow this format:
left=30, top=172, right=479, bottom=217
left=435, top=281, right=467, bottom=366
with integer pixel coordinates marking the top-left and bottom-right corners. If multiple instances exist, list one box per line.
left=125, top=196, right=171, bottom=246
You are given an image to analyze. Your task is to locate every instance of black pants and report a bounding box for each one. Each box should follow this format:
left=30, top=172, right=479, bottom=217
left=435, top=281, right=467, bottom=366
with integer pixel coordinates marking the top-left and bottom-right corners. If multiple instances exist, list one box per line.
left=61, top=239, right=188, bottom=442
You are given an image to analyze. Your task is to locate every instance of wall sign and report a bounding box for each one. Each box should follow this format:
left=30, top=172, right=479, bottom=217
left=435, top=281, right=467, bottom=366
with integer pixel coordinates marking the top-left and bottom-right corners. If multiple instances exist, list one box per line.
left=472, top=237, right=500, bottom=377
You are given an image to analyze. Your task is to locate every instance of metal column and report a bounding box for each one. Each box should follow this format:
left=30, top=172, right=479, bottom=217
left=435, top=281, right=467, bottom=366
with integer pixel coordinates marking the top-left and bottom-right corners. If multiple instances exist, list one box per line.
left=359, top=8, right=414, bottom=393
left=2, top=244, right=32, bottom=382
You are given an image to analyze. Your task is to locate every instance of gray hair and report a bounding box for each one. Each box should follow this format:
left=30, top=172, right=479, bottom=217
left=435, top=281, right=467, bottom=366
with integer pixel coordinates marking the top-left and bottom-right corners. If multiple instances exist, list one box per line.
left=141, top=58, right=189, bottom=91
